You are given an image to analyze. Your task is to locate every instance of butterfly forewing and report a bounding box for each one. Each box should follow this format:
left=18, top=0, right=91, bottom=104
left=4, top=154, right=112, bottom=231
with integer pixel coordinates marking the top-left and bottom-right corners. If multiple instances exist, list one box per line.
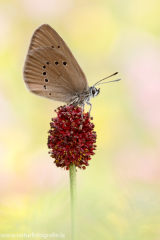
left=27, top=24, right=88, bottom=92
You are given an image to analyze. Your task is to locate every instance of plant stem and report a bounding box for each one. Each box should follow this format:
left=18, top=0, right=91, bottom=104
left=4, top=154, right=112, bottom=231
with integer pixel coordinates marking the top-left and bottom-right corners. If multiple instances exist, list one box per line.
left=70, top=164, right=76, bottom=240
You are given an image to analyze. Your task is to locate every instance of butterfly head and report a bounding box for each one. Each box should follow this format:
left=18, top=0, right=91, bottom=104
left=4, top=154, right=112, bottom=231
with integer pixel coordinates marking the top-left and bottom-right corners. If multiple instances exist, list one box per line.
left=89, top=86, right=100, bottom=98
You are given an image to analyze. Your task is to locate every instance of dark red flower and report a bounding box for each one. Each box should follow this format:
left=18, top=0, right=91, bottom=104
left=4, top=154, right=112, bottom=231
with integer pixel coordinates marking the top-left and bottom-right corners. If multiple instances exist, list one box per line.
left=47, top=105, right=97, bottom=170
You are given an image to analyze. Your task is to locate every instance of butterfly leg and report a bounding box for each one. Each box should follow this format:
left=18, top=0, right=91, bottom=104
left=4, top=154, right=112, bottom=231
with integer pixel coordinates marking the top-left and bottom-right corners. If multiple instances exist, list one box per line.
left=85, top=101, right=92, bottom=116
left=78, top=104, right=84, bottom=130
left=81, top=104, right=84, bottom=120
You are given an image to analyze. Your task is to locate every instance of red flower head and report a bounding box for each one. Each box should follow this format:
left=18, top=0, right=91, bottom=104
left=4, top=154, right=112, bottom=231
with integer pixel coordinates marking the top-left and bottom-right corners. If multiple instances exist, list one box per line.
left=47, top=105, right=97, bottom=170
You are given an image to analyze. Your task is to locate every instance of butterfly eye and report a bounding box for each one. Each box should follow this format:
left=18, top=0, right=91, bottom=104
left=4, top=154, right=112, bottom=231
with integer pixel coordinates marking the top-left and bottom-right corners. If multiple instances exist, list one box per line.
left=92, top=88, right=96, bottom=95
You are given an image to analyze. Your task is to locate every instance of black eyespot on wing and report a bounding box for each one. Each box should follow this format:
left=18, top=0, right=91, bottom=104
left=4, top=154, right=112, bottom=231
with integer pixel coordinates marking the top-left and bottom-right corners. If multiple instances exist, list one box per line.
left=49, top=93, right=51, bottom=95
left=51, top=46, right=54, bottom=48
left=57, top=46, right=60, bottom=48
left=43, top=66, right=46, bottom=69
left=46, top=62, right=50, bottom=65
left=55, top=62, right=59, bottom=65
left=43, top=85, right=46, bottom=89
left=45, top=79, right=48, bottom=82
left=43, top=72, right=46, bottom=75
left=63, top=62, right=67, bottom=65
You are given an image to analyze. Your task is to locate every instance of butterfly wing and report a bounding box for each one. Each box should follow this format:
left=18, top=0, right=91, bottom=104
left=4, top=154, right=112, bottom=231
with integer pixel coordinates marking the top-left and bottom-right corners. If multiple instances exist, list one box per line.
left=23, top=46, right=87, bottom=103
left=27, top=24, right=88, bottom=92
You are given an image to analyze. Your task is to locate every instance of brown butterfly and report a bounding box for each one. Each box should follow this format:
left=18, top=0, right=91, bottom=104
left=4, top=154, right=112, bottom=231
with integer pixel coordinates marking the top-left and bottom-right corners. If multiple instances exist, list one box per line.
left=23, top=24, right=120, bottom=114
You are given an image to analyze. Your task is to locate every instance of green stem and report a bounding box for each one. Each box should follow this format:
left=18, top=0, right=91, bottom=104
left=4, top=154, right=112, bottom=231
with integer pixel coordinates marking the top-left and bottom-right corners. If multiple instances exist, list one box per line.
left=70, top=164, right=76, bottom=240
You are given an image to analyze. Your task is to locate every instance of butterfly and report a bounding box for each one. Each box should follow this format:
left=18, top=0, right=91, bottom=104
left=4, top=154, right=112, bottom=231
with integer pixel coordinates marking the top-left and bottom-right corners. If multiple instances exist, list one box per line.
left=23, top=24, right=120, bottom=114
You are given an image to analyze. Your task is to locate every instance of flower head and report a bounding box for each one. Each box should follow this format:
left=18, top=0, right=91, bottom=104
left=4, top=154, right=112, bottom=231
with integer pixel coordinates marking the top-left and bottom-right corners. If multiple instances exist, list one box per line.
left=47, top=105, right=97, bottom=170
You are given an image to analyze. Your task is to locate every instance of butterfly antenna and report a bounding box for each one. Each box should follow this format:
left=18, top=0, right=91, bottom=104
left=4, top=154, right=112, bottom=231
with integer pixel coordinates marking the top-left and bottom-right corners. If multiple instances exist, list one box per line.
left=95, top=78, right=121, bottom=86
left=93, top=72, right=120, bottom=87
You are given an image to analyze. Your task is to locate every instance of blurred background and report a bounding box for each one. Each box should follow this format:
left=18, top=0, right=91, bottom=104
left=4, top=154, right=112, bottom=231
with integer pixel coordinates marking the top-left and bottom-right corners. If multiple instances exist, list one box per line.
left=0, top=0, right=160, bottom=239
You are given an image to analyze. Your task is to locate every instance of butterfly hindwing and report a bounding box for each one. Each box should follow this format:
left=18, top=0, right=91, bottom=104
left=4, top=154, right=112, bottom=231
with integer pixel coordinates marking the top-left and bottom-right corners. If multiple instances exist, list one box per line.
left=24, top=46, right=87, bottom=103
